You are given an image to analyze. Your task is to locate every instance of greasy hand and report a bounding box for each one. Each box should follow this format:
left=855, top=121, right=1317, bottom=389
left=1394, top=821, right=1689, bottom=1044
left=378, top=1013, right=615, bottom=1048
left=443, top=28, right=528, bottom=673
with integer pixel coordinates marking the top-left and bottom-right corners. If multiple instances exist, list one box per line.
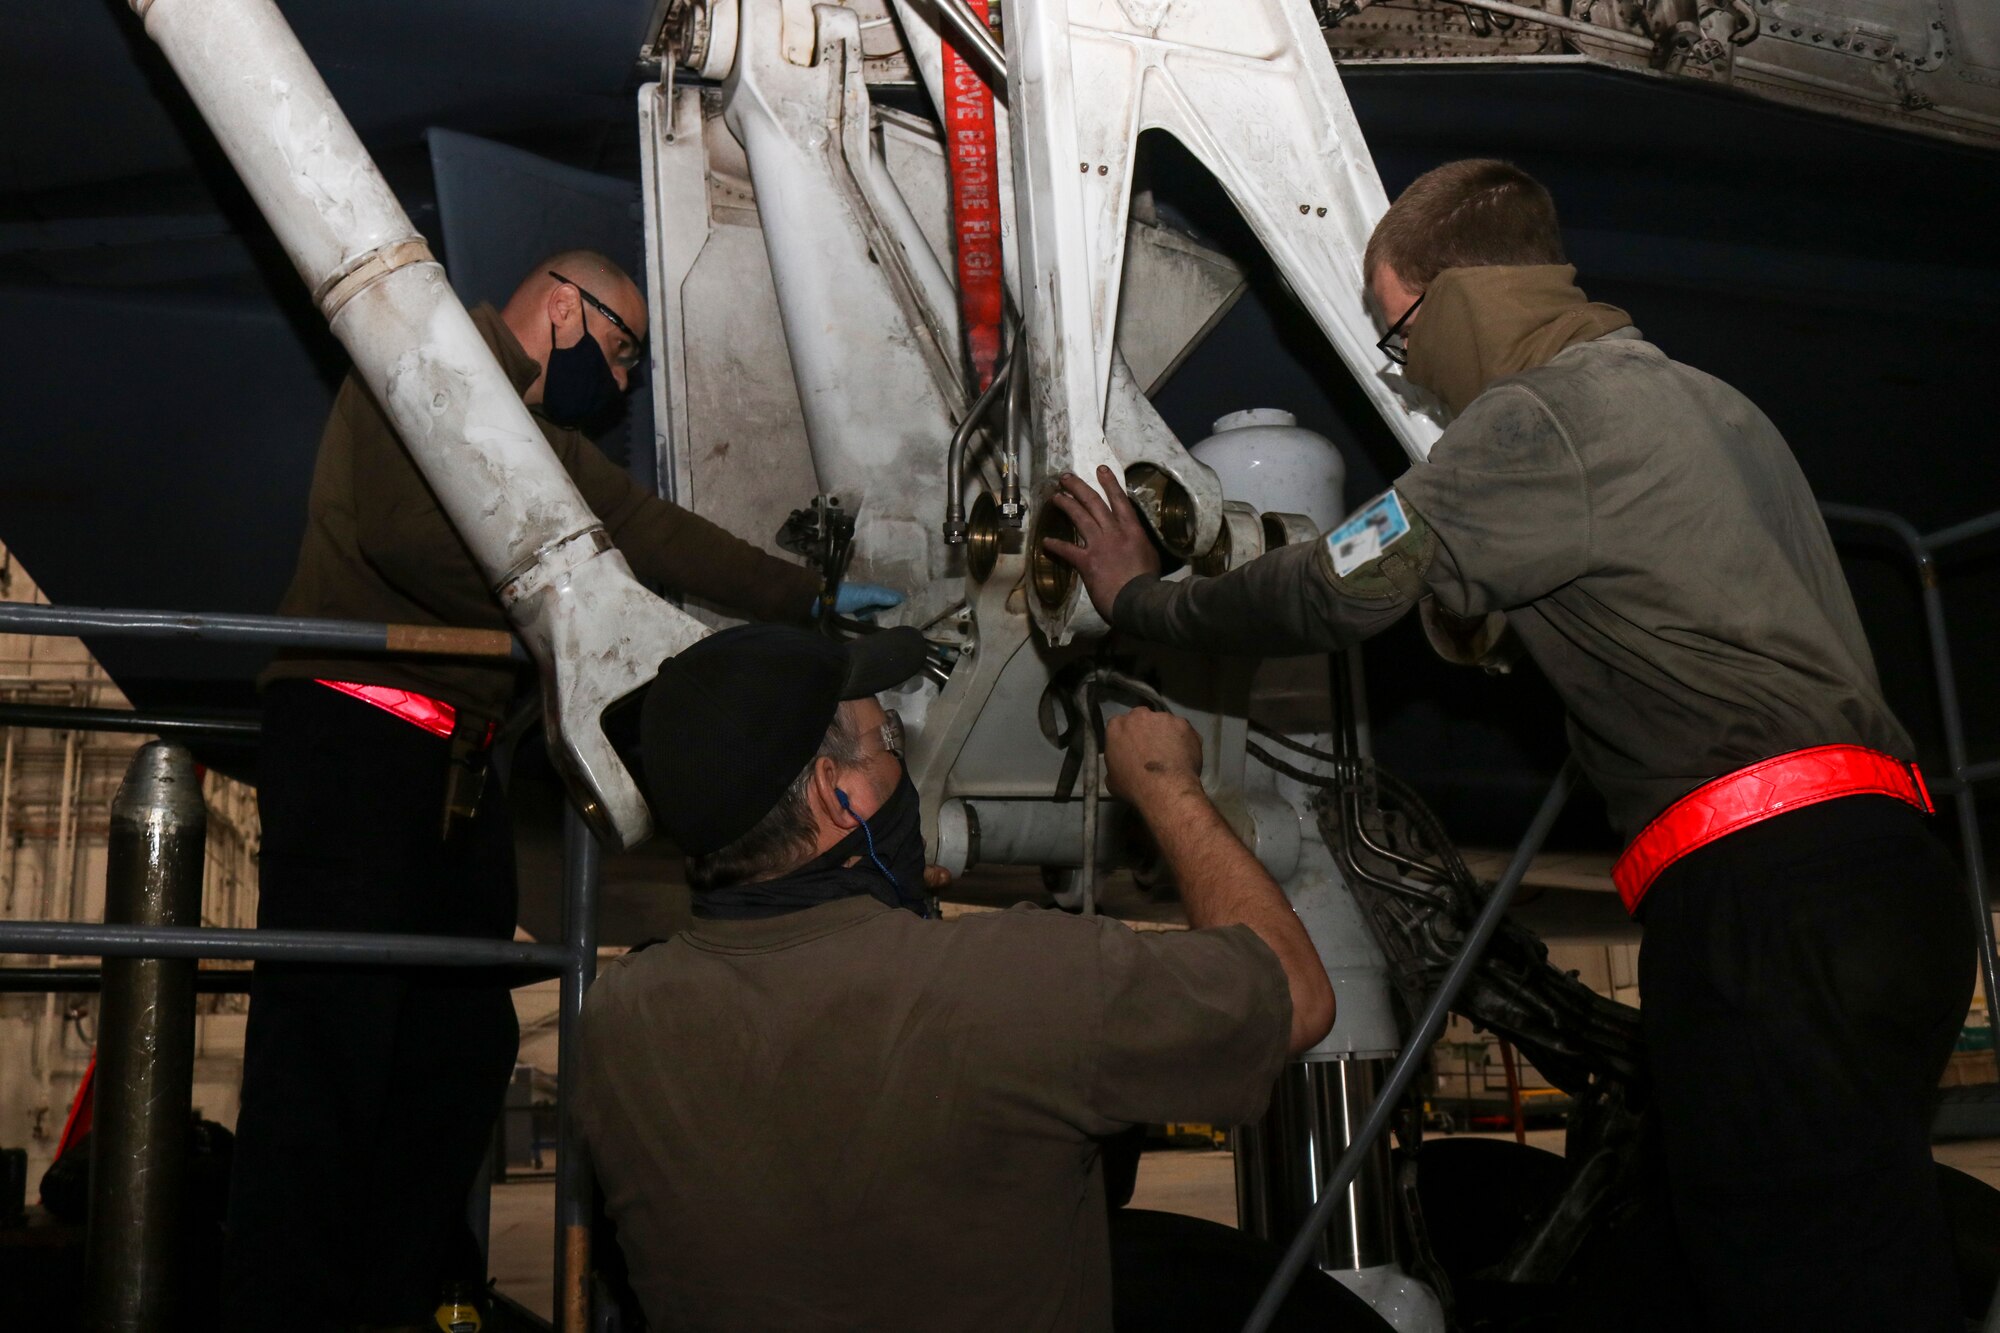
left=1042, top=466, right=1162, bottom=621
left=923, top=864, right=953, bottom=891
left=1103, top=707, right=1204, bottom=807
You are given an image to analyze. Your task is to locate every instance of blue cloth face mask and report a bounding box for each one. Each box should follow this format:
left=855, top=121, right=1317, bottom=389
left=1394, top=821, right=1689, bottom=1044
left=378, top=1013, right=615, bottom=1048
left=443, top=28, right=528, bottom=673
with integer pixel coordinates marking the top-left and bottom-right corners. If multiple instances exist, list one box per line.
left=541, top=316, right=621, bottom=427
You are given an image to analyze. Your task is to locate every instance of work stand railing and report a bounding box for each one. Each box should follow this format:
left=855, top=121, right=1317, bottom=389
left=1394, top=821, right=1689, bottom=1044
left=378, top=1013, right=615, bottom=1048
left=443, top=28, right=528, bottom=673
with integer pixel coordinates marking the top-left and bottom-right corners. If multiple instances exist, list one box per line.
left=0, top=600, right=597, bottom=1330
left=5, top=505, right=1996, bottom=1329
left=1821, top=503, right=2000, bottom=1086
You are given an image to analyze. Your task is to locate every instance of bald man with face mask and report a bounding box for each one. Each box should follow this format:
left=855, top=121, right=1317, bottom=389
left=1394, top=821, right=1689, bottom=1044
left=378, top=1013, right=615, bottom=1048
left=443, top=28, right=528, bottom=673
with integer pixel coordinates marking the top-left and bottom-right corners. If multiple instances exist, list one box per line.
left=226, top=252, right=898, bottom=1329
left=1049, top=162, right=1974, bottom=1332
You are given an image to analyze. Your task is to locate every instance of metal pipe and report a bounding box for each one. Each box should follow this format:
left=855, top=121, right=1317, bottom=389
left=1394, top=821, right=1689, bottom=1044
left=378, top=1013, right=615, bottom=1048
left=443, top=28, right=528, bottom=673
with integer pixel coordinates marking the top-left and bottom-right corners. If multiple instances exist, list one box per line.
left=1321, top=658, right=1454, bottom=913
left=52, top=728, right=76, bottom=923
left=0, top=703, right=259, bottom=742
left=1000, top=321, right=1027, bottom=524
left=943, top=351, right=1015, bottom=543
left=1498, top=1038, right=1527, bottom=1145
left=128, top=0, right=707, bottom=849
left=0, top=728, right=15, bottom=913
left=1930, top=594, right=2000, bottom=1084
left=936, top=797, right=1129, bottom=873
left=1059, top=665, right=1178, bottom=909
left=1961, top=759, right=2000, bottom=788
left=1235, top=1058, right=1398, bottom=1272
left=1242, top=758, right=1580, bottom=1333
left=0, top=601, right=523, bottom=660
left=1078, top=678, right=1101, bottom=916
left=1927, top=508, right=2000, bottom=554
left=1727, top=55, right=2000, bottom=133
left=1821, top=503, right=2000, bottom=1080
left=554, top=806, right=602, bottom=1330
left=933, top=0, right=1008, bottom=93
left=85, top=742, right=206, bottom=1331
left=0, top=966, right=250, bottom=994
left=1819, top=504, right=1932, bottom=577
left=1434, top=0, right=1660, bottom=55
left=0, top=920, right=570, bottom=970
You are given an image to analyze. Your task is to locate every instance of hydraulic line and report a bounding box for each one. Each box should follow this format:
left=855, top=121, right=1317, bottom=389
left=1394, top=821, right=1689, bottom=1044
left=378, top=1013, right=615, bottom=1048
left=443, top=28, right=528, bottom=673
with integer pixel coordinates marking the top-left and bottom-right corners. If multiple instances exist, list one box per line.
left=935, top=0, right=1008, bottom=93
left=1248, top=711, right=1469, bottom=895
left=1042, top=665, right=1174, bottom=913
left=1250, top=723, right=1473, bottom=894
left=1079, top=678, right=1101, bottom=915
left=1244, top=742, right=1453, bottom=913
left=943, top=342, right=1016, bottom=543
left=1001, top=325, right=1028, bottom=523
left=1074, top=667, right=1172, bottom=914
left=1240, top=757, right=1580, bottom=1333
left=1319, top=655, right=1488, bottom=924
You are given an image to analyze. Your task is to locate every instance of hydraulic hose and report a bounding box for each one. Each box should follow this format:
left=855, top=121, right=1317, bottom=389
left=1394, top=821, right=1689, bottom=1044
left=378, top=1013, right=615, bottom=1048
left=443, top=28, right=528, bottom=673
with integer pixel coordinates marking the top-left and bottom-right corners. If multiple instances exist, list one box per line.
left=1067, top=666, right=1173, bottom=915
left=943, top=344, right=1016, bottom=543
left=1001, top=328, right=1028, bottom=522
left=1239, top=756, right=1581, bottom=1333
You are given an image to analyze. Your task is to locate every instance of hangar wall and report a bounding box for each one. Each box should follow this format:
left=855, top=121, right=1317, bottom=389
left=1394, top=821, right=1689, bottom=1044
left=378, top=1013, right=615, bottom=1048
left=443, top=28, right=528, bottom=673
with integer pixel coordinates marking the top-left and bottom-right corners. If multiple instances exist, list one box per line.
left=0, top=542, right=260, bottom=1186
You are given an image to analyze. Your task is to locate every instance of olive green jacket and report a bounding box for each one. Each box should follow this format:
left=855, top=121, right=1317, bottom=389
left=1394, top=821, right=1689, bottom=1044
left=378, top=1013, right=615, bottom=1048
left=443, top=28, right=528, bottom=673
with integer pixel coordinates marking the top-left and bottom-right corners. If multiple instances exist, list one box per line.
left=1116, top=331, right=1910, bottom=840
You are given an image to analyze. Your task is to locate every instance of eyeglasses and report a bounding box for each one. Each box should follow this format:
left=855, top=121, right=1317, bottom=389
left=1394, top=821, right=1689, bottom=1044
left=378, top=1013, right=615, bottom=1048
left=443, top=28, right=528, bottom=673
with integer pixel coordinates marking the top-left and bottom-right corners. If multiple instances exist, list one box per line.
left=879, top=708, right=904, bottom=760
left=548, top=270, right=645, bottom=370
left=1375, top=292, right=1424, bottom=366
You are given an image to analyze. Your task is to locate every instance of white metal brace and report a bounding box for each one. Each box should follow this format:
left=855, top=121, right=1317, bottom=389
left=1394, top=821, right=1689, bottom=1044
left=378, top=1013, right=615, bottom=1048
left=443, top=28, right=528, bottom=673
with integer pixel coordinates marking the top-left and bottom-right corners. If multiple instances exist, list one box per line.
left=131, top=0, right=708, bottom=849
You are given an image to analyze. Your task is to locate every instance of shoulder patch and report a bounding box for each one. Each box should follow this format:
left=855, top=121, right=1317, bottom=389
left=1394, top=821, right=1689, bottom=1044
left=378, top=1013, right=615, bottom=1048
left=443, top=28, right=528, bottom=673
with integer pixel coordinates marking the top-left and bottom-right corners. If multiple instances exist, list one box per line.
left=1316, top=489, right=1436, bottom=602
left=1324, top=491, right=1411, bottom=577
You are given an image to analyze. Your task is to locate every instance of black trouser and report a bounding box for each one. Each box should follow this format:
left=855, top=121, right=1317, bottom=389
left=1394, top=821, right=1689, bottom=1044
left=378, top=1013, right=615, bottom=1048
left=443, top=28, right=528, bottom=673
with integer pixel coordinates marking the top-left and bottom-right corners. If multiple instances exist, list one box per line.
left=1638, top=794, right=1974, bottom=1332
left=221, top=681, right=518, bottom=1330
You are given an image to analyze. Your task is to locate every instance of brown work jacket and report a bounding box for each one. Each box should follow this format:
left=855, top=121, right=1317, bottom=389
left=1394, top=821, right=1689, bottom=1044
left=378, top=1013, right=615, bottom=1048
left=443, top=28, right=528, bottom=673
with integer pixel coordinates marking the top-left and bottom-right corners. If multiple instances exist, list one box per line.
left=264, top=304, right=817, bottom=722
left=576, top=896, right=1291, bottom=1332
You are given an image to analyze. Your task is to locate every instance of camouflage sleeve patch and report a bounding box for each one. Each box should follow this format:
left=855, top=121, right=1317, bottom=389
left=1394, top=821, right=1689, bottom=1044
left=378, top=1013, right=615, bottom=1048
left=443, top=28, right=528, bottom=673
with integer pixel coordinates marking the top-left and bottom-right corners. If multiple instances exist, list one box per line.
left=1316, top=490, right=1435, bottom=603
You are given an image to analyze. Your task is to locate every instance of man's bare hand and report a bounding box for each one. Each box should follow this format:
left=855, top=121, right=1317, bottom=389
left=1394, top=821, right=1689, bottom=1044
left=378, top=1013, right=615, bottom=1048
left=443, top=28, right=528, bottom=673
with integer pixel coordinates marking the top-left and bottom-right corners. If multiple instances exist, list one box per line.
left=1103, top=707, right=1204, bottom=808
left=1042, top=466, right=1162, bottom=620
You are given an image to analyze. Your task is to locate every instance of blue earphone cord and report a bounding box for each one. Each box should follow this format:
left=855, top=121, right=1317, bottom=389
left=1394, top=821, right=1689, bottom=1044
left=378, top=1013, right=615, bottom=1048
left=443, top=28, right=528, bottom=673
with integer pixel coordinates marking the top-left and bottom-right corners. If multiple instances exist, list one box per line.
left=838, top=789, right=931, bottom=918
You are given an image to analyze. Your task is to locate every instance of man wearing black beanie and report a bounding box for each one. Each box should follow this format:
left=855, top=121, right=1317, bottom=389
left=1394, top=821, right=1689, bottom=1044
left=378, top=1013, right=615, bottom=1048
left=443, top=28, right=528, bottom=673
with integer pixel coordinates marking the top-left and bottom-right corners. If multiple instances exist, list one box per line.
left=574, top=623, right=1334, bottom=1331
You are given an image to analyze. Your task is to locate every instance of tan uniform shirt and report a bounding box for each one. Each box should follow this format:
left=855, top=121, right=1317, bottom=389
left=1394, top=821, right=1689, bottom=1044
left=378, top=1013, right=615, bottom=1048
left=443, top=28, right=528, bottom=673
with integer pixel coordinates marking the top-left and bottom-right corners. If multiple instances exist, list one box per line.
left=263, top=304, right=818, bottom=722
left=1116, top=332, right=1909, bottom=841
left=575, top=896, right=1291, bottom=1332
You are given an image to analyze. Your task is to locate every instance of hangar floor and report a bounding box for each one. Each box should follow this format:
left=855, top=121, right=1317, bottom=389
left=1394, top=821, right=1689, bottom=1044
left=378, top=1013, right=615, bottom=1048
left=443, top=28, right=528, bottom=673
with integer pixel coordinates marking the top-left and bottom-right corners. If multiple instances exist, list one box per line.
left=485, top=1135, right=2000, bottom=1322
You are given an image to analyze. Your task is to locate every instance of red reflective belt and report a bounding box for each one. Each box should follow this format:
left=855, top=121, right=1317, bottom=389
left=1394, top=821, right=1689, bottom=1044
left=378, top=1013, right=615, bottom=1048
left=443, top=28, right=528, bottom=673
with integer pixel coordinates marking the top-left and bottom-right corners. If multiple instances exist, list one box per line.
left=1613, top=743, right=1933, bottom=915
left=943, top=0, right=1003, bottom=390
left=316, top=679, right=492, bottom=746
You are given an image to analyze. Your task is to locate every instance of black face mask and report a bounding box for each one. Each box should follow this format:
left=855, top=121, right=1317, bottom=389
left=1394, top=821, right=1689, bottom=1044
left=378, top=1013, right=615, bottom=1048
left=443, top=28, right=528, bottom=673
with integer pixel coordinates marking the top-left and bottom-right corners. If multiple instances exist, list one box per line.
left=835, top=771, right=929, bottom=914
left=541, top=318, right=621, bottom=427
left=691, top=771, right=933, bottom=921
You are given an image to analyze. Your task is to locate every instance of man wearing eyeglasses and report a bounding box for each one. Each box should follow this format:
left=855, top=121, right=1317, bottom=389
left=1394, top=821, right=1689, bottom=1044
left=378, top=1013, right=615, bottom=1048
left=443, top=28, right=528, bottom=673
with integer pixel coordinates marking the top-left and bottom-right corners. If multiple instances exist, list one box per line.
left=1046, top=161, right=1973, bottom=1331
left=224, top=251, right=901, bottom=1329
left=574, top=622, right=1334, bottom=1331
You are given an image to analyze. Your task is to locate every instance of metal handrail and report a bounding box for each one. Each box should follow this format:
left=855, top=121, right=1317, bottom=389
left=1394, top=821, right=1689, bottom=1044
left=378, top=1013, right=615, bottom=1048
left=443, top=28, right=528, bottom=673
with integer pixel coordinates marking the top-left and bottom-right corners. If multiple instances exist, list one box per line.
left=0, top=599, right=600, bottom=1324
left=0, top=919, right=572, bottom=970
left=0, top=600, right=526, bottom=661
left=0, top=701, right=258, bottom=741
left=1821, top=502, right=2000, bottom=1082
left=0, top=966, right=249, bottom=994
